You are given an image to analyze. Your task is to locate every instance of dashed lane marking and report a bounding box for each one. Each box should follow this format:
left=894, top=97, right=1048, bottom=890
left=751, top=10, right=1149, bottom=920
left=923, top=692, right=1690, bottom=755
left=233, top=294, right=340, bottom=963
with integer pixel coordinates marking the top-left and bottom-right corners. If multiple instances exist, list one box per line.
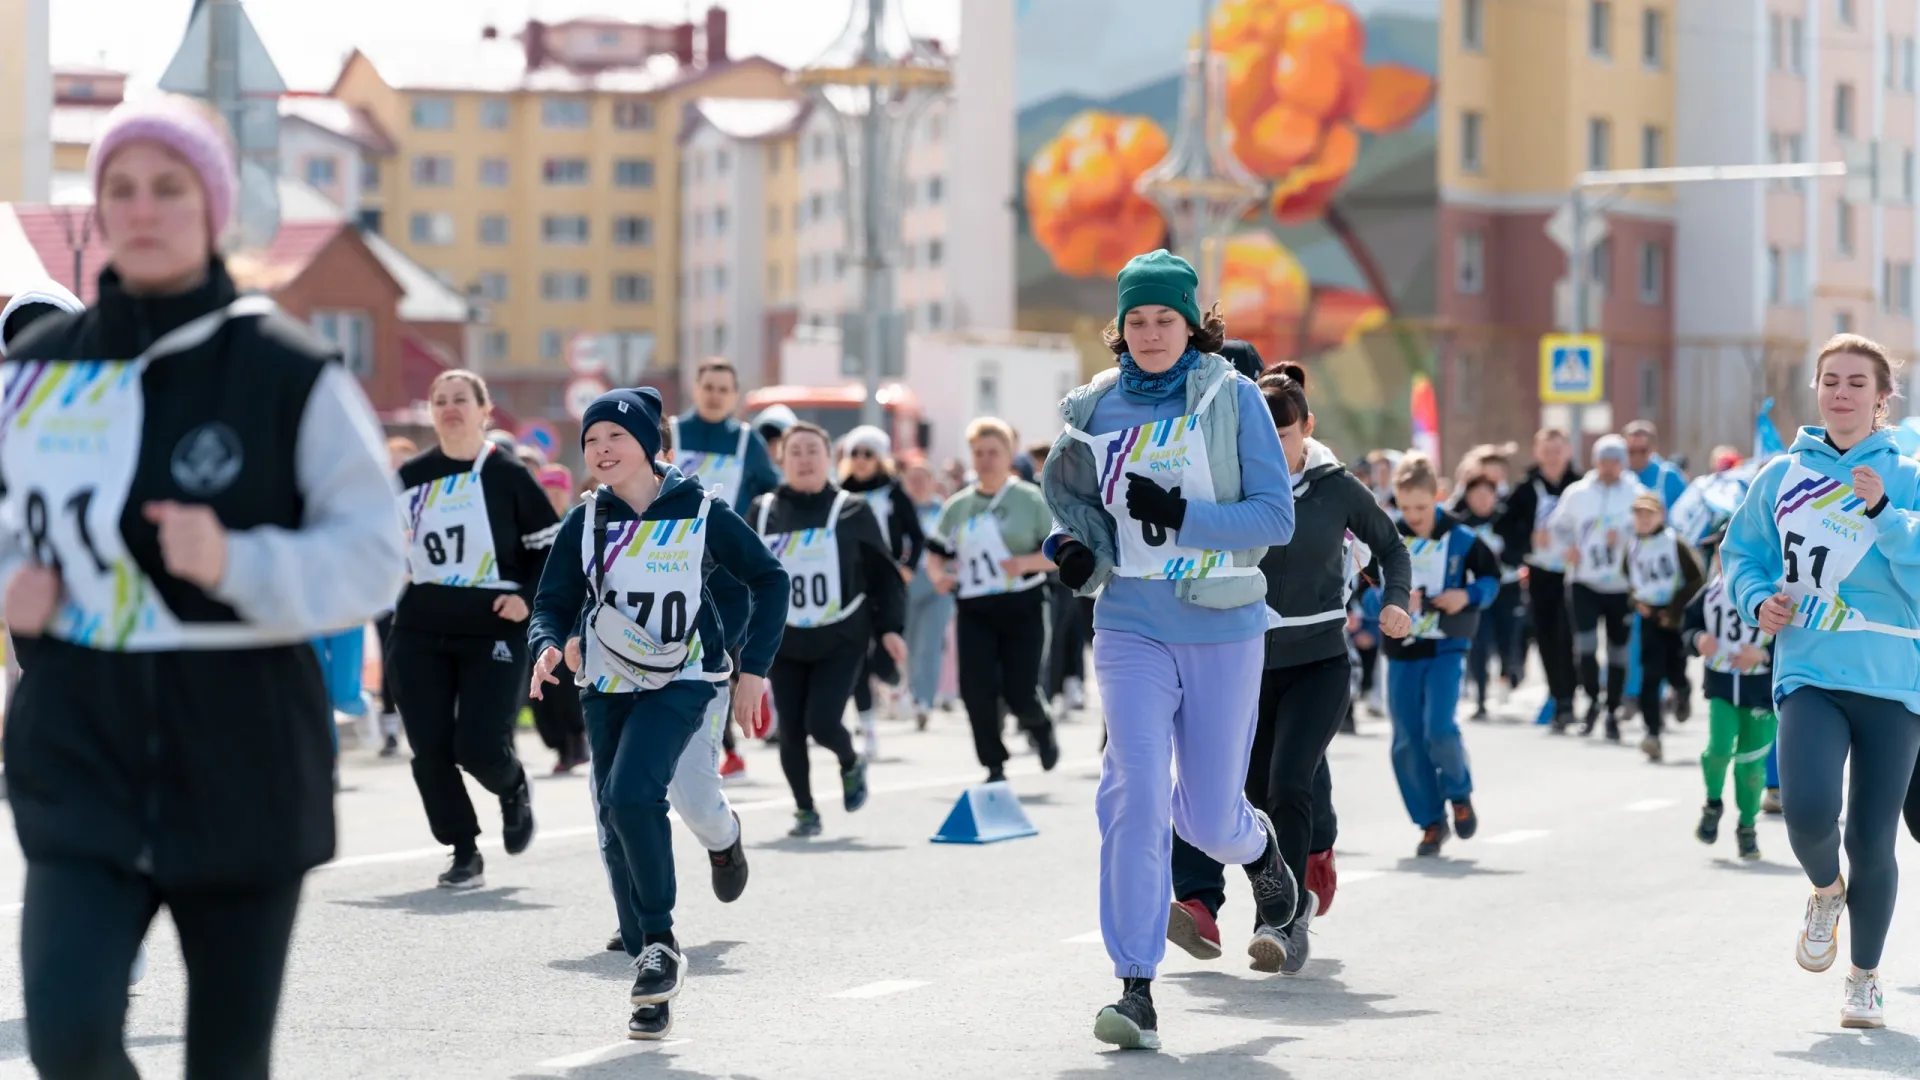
left=829, top=980, right=930, bottom=999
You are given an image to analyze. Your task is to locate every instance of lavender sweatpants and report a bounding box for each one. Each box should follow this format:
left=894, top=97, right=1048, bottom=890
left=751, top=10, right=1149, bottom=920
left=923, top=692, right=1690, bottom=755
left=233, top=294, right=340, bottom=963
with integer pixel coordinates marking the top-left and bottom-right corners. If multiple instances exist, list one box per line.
left=1095, top=629, right=1268, bottom=979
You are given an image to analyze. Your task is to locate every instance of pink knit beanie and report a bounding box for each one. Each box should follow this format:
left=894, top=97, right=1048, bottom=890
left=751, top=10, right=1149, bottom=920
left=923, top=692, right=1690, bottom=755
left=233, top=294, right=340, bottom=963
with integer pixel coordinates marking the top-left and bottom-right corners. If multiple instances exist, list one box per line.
left=87, top=94, right=239, bottom=246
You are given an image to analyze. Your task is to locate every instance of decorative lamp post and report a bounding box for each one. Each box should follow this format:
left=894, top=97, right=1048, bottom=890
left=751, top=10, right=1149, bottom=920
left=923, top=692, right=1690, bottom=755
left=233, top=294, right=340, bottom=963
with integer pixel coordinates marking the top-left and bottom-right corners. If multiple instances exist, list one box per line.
left=1135, top=0, right=1265, bottom=303
left=793, top=0, right=952, bottom=426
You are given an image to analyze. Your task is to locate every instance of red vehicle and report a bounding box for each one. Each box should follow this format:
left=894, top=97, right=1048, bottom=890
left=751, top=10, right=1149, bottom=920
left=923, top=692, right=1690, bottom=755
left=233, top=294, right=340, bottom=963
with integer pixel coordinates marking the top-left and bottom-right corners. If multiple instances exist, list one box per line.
left=744, top=382, right=929, bottom=458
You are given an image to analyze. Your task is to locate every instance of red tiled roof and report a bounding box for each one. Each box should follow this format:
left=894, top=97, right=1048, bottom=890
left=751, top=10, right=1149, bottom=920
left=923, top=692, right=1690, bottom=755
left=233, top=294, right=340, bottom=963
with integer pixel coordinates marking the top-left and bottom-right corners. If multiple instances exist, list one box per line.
left=236, top=220, right=348, bottom=292
left=11, top=205, right=112, bottom=304
left=399, top=329, right=518, bottom=430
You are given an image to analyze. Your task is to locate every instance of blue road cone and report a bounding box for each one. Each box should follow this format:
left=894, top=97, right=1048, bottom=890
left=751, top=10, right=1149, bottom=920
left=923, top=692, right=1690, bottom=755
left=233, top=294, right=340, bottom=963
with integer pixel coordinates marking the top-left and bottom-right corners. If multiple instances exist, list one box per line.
left=1536, top=698, right=1555, bottom=726
left=931, top=781, right=1038, bottom=844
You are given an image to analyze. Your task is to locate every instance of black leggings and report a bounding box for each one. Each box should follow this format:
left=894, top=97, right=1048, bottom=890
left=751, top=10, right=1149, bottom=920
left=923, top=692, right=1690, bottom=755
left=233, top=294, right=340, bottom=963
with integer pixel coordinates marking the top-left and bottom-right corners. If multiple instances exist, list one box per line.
left=1171, top=655, right=1351, bottom=925
left=956, top=589, right=1054, bottom=770
left=1780, top=687, right=1920, bottom=970
left=387, top=627, right=529, bottom=849
left=528, top=658, right=585, bottom=752
left=22, top=859, right=302, bottom=1080
left=1636, top=621, right=1690, bottom=737
left=1528, top=569, right=1578, bottom=709
left=851, top=639, right=901, bottom=713
left=374, top=612, right=397, bottom=714
left=770, top=649, right=863, bottom=813
left=1570, top=584, right=1632, bottom=712
left=1468, top=581, right=1524, bottom=703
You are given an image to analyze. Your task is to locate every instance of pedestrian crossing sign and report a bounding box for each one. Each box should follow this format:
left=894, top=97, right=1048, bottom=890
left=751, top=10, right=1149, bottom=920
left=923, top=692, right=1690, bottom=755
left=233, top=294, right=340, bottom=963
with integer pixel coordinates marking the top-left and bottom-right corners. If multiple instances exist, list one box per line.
left=1539, top=334, right=1604, bottom=404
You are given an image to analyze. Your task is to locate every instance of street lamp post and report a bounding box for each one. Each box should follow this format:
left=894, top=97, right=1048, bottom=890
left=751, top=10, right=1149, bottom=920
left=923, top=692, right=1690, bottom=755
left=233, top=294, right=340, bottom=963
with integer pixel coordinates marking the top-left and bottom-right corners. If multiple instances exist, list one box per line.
left=794, top=0, right=951, bottom=428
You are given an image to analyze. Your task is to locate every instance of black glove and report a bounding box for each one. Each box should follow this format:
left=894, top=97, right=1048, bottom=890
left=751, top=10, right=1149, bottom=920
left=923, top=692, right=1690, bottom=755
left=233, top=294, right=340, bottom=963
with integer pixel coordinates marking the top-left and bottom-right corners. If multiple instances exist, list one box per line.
left=1055, top=538, right=1096, bottom=590
left=1125, top=473, right=1187, bottom=531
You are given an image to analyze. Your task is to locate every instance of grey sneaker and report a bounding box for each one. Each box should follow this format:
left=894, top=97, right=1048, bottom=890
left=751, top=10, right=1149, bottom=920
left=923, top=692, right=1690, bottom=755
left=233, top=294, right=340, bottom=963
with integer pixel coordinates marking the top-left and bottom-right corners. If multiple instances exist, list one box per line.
left=1280, top=903, right=1312, bottom=975
left=1796, top=882, right=1847, bottom=973
left=1246, top=924, right=1288, bottom=974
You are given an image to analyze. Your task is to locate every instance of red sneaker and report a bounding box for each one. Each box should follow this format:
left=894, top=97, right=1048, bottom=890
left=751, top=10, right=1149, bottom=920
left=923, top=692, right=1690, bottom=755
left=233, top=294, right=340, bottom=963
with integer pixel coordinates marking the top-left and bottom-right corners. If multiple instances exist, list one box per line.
left=1165, top=898, right=1222, bottom=960
left=1305, top=850, right=1337, bottom=917
left=719, top=750, right=747, bottom=780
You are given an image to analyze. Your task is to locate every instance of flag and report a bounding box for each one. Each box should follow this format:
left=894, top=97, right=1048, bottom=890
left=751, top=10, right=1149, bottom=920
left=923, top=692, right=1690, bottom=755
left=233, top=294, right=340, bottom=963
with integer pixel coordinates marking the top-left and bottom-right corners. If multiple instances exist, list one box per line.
left=1754, top=398, right=1785, bottom=460
left=1410, top=373, right=1439, bottom=460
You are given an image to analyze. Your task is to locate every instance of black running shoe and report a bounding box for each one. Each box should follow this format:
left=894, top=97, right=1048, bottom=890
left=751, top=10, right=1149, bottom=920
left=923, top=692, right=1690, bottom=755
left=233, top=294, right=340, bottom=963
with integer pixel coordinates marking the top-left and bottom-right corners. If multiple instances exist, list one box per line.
left=606, top=930, right=625, bottom=952
left=1036, top=724, right=1061, bottom=771
left=501, top=774, right=535, bottom=855
left=1736, top=824, right=1761, bottom=861
left=986, top=765, right=1007, bottom=783
left=1243, top=809, right=1299, bottom=932
left=709, top=812, right=749, bottom=903
left=1451, top=798, right=1478, bottom=840
left=1415, top=821, right=1448, bottom=857
left=1603, top=715, right=1621, bottom=743
left=1696, top=802, right=1724, bottom=845
left=842, top=758, right=870, bottom=813
left=628, top=1002, right=672, bottom=1040
left=379, top=734, right=400, bottom=758
left=630, top=941, right=684, bottom=1005
left=438, top=850, right=485, bottom=890
left=789, top=810, right=823, bottom=838
left=1580, top=701, right=1601, bottom=736
left=1092, top=980, right=1159, bottom=1050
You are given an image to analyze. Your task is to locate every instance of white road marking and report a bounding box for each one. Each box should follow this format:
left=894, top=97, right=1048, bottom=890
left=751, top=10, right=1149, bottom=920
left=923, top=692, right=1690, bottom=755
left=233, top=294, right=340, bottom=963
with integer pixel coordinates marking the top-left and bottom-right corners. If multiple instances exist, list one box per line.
left=829, top=979, right=929, bottom=999
left=1626, top=798, right=1675, bottom=812
left=1064, top=930, right=1103, bottom=944
left=1341, top=869, right=1383, bottom=884
left=1483, top=829, right=1551, bottom=845
left=534, top=1039, right=686, bottom=1069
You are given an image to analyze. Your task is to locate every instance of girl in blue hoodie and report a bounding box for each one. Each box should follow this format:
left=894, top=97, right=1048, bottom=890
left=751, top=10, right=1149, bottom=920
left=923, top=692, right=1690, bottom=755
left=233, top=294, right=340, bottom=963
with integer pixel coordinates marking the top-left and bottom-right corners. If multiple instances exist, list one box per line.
left=1372, top=453, right=1502, bottom=858
left=1041, top=250, right=1297, bottom=1052
left=1721, top=334, right=1920, bottom=1031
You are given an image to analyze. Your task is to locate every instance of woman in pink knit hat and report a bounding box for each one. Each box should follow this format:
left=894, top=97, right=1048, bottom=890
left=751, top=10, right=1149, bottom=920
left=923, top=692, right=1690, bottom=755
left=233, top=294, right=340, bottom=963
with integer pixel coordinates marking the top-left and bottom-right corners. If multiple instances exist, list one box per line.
left=0, top=93, right=404, bottom=1078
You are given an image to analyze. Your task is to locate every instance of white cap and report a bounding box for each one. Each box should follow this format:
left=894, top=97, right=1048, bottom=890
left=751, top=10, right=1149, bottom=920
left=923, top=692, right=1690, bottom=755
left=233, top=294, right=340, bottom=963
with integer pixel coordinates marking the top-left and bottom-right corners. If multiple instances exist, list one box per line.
left=753, top=404, right=798, bottom=436
left=1593, top=434, right=1629, bottom=463
left=0, top=283, right=83, bottom=358
left=842, top=424, right=892, bottom=459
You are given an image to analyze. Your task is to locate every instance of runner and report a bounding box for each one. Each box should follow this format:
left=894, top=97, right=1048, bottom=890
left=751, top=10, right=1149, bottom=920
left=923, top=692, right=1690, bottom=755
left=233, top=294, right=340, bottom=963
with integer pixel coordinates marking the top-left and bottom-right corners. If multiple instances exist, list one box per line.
left=0, top=93, right=404, bottom=1076
left=751, top=421, right=905, bottom=837
left=751, top=404, right=798, bottom=468
left=1039, top=249, right=1297, bottom=1050
left=1721, top=333, right=1920, bottom=1030
left=1372, top=453, right=1500, bottom=857
left=838, top=424, right=925, bottom=758
left=1547, top=434, right=1646, bottom=738
left=528, top=462, right=589, bottom=774
left=1684, top=533, right=1774, bottom=861
left=391, top=370, right=559, bottom=888
left=1623, top=491, right=1704, bottom=761
left=1625, top=420, right=1689, bottom=508
left=1451, top=469, right=1524, bottom=719
left=1166, top=362, right=1411, bottom=975
left=900, top=459, right=953, bottom=729
left=1029, top=441, right=1088, bottom=716
left=1496, top=428, right=1580, bottom=729
left=530, top=387, right=787, bottom=1040
left=370, top=436, right=419, bottom=758
left=926, top=417, right=1061, bottom=782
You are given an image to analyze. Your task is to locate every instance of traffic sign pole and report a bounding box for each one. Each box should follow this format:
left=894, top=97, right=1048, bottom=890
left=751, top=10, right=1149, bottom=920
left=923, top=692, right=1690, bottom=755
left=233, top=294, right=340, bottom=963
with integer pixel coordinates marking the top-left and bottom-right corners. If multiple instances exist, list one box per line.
left=1567, top=187, right=1587, bottom=468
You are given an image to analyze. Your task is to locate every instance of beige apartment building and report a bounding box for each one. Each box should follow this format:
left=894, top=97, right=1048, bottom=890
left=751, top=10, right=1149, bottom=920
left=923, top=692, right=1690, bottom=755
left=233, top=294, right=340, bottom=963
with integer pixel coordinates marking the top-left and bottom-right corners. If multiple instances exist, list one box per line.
left=0, top=0, right=50, bottom=205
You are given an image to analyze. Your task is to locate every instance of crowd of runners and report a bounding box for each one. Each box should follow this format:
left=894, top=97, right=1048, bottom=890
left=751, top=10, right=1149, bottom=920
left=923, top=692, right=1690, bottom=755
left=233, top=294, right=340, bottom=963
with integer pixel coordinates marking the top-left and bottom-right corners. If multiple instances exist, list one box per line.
left=0, top=91, right=1918, bottom=1073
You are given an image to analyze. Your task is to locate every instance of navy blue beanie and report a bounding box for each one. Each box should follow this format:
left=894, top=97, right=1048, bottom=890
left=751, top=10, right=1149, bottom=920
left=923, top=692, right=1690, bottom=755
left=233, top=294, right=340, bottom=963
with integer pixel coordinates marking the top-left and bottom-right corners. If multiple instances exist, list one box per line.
left=581, top=387, right=664, bottom=459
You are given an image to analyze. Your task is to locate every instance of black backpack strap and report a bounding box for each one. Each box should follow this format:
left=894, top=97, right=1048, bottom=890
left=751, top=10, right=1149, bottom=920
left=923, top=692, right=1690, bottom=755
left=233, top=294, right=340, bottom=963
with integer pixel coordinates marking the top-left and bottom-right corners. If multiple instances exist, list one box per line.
left=591, top=489, right=612, bottom=600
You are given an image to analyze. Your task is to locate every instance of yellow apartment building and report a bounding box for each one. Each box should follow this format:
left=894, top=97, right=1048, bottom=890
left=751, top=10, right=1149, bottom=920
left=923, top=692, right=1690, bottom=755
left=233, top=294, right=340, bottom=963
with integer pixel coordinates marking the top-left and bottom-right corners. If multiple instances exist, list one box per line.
left=329, top=12, right=801, bottom=383
left=0, top=0, right=50, bottom=204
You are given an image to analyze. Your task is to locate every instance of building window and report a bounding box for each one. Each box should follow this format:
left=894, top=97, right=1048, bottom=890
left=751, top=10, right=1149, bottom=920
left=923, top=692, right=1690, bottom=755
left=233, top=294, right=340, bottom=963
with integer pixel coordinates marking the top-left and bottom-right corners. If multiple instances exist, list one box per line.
left=1786, top=248, right=1808, bottom=306
left=1455, top=230, right=1485, bottom=294
left=927, top=238, right=945, bottom=267
left=614, top=100, right=654, bottom=130
left=541, top=272, right=590, bottom=302
left=355, top=208, right=383, bottom=235
left=1588, top=117, right=1612, bottom=171
left=1638, top=240, right=1664, bottom=303
left=1836, top=311, right=1855, bottom=334
left=539, top=330, right=565, bottom=361
left=809, top=193, right=826, bottom=222
left=926, top=301, right=945, bottom=329
left=926, top=113, right=945, bottom=142
left=476, top=272, right=509, bottom=301
left=479, top=158, right=509, bottom=188
left=410, top=97, right=452, bottom=130
left=1790, top=17, right=1806, bottom=74
left=769, top=205, right=782, bottom=232
left=811, top=133, right=828, bottom=161
left=1589, top=0, right=1611, bottom=58
left=1889, top=35, right=1899, bottom=89
left=928, top=175, right=946, bottom=204
left=543, top=158, right=589, bottom=186
left=304, top=156, right=338, bottom=189
left=1770, top=13, right=1784, bottom=70
left=712, top=265, right=730, bottom=292
left=542, top=215, right=590, bottom=245
left=360, top=159, right=379, bottom=192
left=1906, top=37, right=1917, bottom=91
left=1836, top=82, right=1856, bottom=137
left=1839, top=0, right=1856, bottom=28
left=1767, top=246, right=1783, bottom=305
left=614, top=158, right=655, bottom=188
left=1641, top=124, right=1663, bottom=168
left=411, top=155, right=453, bottom=186
left=408, top=212, right=454, bottom=246
left=714, top=207, right=729, bottom=236
left=1461, top=0, right=1484, bottom=50
left=1885, top=261, right=1915, bottom=315
left=542, top=97, right=591, bottom=129
left=613, top=274, right=654, bottom=305
left=1906, top=147, right=1916, bottom=202
left=1642, top=7, right=1663, bottom=68
left=479, top=215, right=508, bottom=245
left=768, top=264, right=781, bottom=293
left=1838, top=199, right=1856, bottom=256
left=1590, top=238, right=1614, bottom=295
left=311, top=311, right=373, bottom=377
left=613, top=216, right=654, bottom=246
left=482, top=330, right=508, bottom=363
left=479, top=99, right=509, bottom=130
left=716, top=149, right=731, bottom=175
left=1460, top=110, right=1484, bottom=173
left=1638, top=362, right=1660, bottom=416
left=768, top=144, right=781, bottom=172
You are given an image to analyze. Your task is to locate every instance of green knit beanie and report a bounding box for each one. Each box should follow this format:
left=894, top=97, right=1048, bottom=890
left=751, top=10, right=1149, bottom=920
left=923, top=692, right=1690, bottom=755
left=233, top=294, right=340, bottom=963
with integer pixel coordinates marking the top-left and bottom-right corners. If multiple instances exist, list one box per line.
left=1116, top=249, right=1203, bottom=330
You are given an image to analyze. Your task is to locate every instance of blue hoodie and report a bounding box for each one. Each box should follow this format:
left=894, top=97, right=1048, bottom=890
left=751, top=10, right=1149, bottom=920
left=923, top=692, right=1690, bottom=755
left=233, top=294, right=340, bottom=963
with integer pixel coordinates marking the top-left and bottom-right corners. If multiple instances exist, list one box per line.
left=529, top=463, right=789, bottom=686
left=1721, top=426, right=1920, bottom=712
left=1634, top=456, right=1688, bottom=509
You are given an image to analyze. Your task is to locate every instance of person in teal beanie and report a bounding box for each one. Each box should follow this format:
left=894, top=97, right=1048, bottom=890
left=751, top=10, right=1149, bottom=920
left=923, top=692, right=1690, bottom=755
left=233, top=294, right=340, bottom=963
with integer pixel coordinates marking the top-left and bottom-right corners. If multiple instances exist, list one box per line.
left=1721, top=334, right=1920, bottom=1031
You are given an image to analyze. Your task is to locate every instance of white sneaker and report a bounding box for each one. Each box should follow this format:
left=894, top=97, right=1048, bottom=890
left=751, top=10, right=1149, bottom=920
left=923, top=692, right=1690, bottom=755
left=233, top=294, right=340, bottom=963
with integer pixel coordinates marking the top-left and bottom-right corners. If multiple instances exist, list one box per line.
left=1065, top=676, right=1086, bottom=711
left=859, top=711, right=879, bottom=761
left=1843, top=970, right=1886, bottom=1029
left=1797, top=883, right=1847, bottom=973
left=1762, top=788, right=1783, bottom=814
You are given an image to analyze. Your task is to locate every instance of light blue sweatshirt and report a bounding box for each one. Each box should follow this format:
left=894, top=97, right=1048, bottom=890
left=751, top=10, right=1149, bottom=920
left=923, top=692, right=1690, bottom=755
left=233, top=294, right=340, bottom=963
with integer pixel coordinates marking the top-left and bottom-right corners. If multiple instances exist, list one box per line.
left=1721, top=426, right=1920, bottom=713
left=1074, top=372, right=1295, bottom=644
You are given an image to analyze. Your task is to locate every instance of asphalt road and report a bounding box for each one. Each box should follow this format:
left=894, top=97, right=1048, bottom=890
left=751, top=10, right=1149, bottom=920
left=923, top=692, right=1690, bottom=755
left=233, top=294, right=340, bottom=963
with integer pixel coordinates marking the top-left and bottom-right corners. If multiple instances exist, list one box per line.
left=0, top=668, right=1913, bottom=1079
